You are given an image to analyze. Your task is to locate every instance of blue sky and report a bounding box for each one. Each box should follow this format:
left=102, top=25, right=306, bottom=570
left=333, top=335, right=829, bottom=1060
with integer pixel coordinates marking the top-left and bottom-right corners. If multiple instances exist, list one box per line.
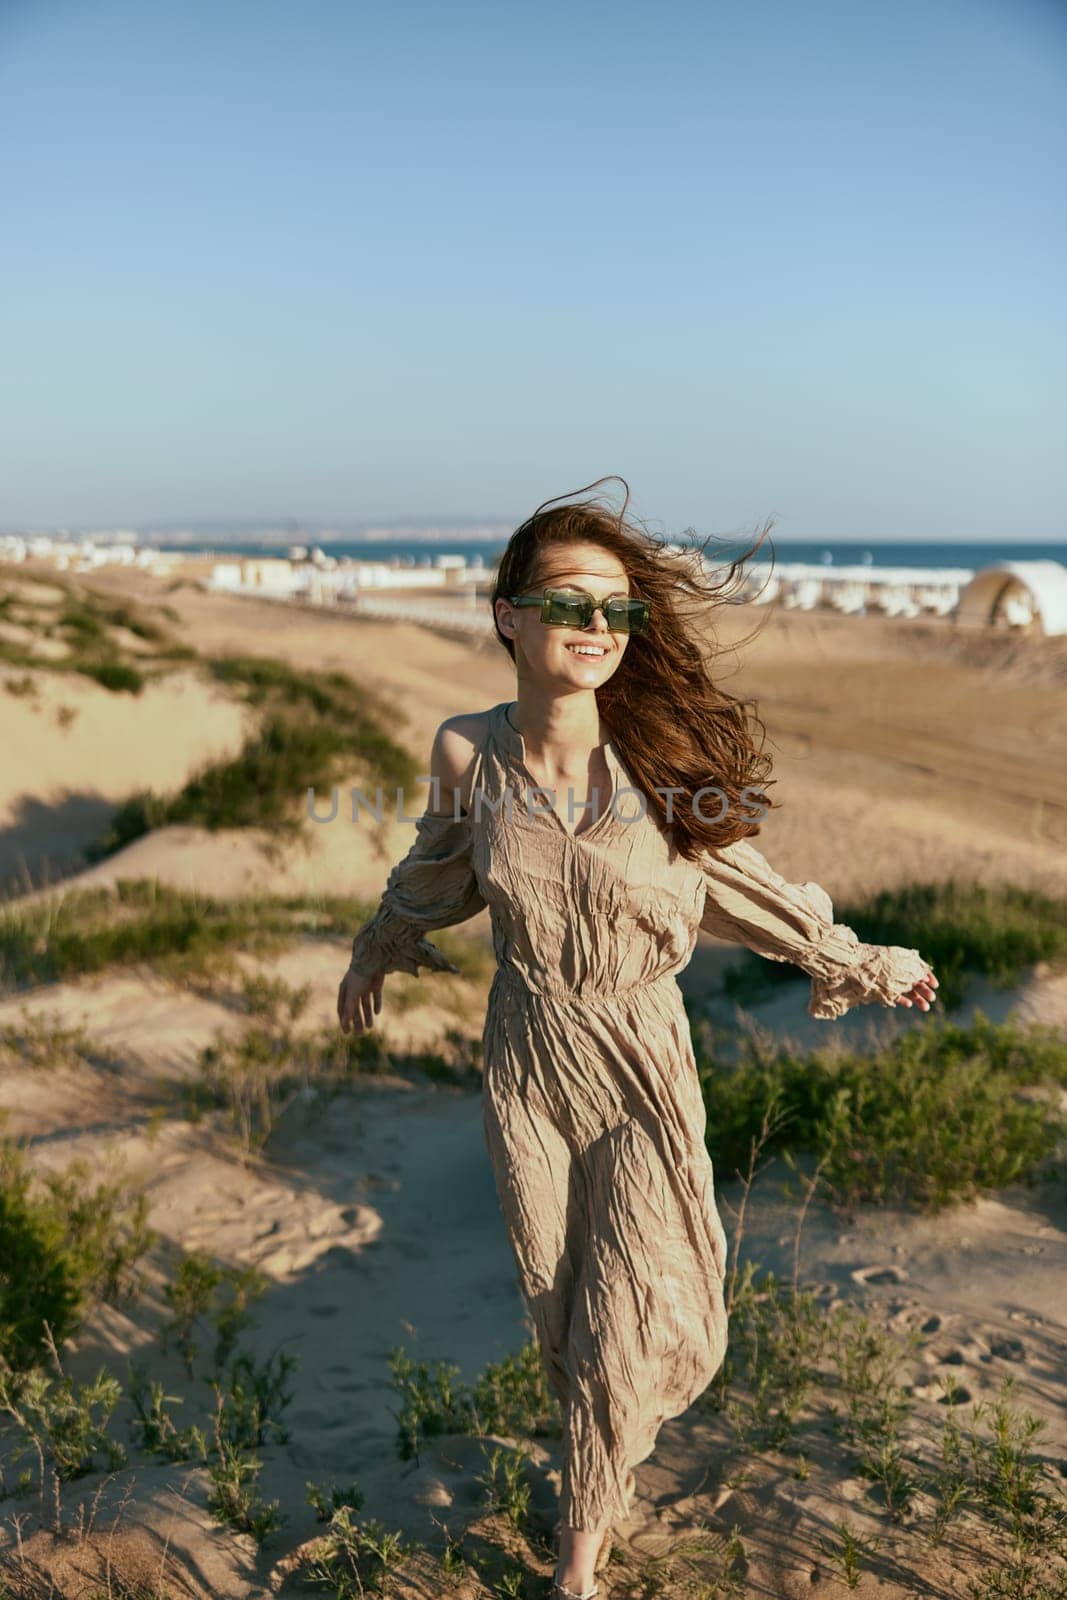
left=1, top=0, right=1063, bottom=538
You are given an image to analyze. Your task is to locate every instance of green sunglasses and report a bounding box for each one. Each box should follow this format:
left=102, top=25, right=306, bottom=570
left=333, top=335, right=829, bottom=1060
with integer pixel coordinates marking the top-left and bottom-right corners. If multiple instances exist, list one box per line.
left=507, top=587, right=651, bottom=635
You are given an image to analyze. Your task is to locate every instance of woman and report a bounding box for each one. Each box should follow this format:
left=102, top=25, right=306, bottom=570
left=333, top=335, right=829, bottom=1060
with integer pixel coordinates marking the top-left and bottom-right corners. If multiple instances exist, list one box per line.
left=337, top=480, right=938, bottom=1600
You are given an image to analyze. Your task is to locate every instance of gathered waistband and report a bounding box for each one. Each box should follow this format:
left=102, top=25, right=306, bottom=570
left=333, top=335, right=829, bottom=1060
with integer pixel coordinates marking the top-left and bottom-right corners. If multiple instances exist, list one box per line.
left=493, top=961, right=680, bottom=1004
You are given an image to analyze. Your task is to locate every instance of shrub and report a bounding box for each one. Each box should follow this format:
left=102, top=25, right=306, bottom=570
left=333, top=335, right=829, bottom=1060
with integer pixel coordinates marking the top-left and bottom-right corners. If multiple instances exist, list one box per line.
left=0, top=1008, right=92, bottom=1073
left=301, top=1505, right=413, bottom=1597
left=76, top=660, right=144, bottom=695
left=307, top=1478, right=365, bottom=1522
left=0, top=1360, right=127, bottom=1487
left=0, top=1174, right=82, bottom=1370
left=160, top=1248, right=267, bottom=1375
left=389, top=1339, right=562, bottom=1462
left=0, top=1143, right=154, bottom=1371
left=697, top=1012, right=1066, bottom=1212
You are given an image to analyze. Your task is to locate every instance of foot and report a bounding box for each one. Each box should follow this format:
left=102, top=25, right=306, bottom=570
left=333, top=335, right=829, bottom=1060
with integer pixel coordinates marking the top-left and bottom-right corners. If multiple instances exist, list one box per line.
left=551, top=1582, right=599, bottom=1600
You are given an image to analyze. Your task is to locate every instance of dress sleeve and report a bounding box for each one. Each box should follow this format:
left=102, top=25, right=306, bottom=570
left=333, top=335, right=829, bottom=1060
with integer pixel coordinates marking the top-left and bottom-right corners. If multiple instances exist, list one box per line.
left=696, top=837, right=932, bottom=1021
left=347, top=810, right=487, bottom=979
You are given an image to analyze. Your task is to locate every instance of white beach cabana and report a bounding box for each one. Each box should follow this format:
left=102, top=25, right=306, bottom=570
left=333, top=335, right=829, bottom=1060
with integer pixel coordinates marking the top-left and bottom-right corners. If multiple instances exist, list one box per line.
left=956, top=560, right=1067, bottom=637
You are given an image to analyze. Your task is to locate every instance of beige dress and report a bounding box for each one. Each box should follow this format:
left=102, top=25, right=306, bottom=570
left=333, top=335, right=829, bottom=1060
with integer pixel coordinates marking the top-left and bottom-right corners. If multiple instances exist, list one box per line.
left=348, top=700, right=931, bottom=1530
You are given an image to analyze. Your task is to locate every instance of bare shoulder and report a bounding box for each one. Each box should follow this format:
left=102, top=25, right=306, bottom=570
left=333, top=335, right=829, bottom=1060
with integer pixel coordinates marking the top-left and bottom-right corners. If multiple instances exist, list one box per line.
left=427, top=707, right=495, bottom=816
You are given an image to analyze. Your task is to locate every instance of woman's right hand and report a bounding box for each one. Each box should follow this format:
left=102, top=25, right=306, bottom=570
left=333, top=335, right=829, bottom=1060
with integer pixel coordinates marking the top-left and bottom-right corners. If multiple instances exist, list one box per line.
left=337, top=964, right=386, bottom=1035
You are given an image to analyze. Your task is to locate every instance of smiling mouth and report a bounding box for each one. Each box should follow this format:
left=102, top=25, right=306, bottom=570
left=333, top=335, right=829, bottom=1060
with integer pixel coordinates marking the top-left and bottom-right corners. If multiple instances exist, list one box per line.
left=566, top=643, right=610, bottom=658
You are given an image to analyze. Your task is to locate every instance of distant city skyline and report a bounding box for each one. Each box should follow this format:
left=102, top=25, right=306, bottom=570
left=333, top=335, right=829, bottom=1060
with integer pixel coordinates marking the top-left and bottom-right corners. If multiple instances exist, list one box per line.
left=1, top=0, right=1063, bottom=538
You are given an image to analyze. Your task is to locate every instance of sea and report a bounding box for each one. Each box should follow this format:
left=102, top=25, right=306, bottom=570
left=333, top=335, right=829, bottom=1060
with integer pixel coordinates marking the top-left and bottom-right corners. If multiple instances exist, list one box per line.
left=149, top=537, right=1067, bottom=574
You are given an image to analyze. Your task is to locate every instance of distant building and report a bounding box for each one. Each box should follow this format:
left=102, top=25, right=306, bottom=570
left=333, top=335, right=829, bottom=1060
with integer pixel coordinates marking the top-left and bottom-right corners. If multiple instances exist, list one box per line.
left=204, top=552, right=490, bottom=608
left=240, top=558, right=300, bottom=592
left=210, top=562, right=243, bottom=591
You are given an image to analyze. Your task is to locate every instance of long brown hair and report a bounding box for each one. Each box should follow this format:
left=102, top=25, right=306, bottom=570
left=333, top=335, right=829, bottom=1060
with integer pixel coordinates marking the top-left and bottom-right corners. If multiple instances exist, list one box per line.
left=490, top=476, right=781, bottom=862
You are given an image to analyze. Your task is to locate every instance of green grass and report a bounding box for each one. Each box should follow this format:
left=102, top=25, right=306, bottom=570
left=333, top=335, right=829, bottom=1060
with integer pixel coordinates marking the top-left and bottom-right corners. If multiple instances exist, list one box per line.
left=193, top=969, right=486, bottom=1136
left=0, top=1221, right=296, bottom=1547
left=696, top=1010, right=1067, bottom=1211
left=0, top=1007, right=94, bottom=1071
left=0, top=884, right=490, bottom=1156
left=722, top=878, right=1067, bottom=1014
left=0, top=879, right=486, bottom=993
left=187, top=998, right=490, bottom=1153
left=475, top=1441, right=535, bottom=1533
left=0, top=571, right=196, bottom=695
left=1, top=880, right=282, bottom=990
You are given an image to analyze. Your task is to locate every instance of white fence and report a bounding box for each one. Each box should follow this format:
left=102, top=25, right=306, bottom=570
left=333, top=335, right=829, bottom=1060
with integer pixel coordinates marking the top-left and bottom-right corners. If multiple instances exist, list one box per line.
left=350, top=594, right=493, bottom=633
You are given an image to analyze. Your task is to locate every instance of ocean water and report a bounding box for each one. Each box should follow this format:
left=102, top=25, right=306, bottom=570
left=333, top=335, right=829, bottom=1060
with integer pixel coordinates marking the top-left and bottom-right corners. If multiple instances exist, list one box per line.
left=726, top=540, right=1067, bottom=573
left=156, top=536, right=1067, bottom=574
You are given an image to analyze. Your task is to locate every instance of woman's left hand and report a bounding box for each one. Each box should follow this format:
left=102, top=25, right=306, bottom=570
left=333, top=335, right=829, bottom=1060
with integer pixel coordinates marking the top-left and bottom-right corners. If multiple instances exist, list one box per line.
left=894, top=970, right=939, bottom=1011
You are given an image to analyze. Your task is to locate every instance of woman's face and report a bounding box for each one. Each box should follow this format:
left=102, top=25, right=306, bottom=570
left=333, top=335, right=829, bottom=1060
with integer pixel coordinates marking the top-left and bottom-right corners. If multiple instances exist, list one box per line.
left=498, top=543, right=633, bottom=691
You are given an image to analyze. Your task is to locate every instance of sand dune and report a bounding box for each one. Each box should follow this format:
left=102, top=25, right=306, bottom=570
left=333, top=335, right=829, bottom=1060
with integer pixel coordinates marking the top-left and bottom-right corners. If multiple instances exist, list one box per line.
left=1, top=560, right=1064, bottom=1598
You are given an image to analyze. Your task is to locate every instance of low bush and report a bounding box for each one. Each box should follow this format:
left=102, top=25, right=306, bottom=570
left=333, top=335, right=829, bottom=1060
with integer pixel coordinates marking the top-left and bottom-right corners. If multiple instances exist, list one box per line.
left=697, top=1011, right=1066, bottom=1211
left=0, top=1143, right=154, bottom=1372
left=389, top=1338, right=562, bottom=1462
left=0, top=1008, right=93, bottom=1073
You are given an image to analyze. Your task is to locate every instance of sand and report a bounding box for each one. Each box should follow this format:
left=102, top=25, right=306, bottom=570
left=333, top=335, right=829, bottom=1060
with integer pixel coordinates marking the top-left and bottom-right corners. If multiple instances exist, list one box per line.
left=0, top=557, right=1064, bottom=1598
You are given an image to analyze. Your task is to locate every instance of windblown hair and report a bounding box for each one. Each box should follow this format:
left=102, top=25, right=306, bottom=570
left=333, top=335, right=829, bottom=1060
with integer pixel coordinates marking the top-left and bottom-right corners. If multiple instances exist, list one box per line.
left=490, top=476, right=782, bottom=863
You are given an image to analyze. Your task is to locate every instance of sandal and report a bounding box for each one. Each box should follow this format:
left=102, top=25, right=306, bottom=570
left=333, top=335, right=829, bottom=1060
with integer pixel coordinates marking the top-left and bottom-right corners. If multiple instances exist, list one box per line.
left=551, top=1584, right=599, bottom=1600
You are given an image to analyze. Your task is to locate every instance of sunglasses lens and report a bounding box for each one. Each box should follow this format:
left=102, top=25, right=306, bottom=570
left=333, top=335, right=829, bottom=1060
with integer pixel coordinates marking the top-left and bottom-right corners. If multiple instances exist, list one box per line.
left=545, top=592, right=592, bottom=626
left=606, top=600, right=649, bottom=634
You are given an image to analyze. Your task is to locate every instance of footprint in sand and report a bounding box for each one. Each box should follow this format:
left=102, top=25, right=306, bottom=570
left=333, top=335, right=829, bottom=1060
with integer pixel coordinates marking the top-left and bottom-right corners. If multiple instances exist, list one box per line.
left=887, top=1302, right=947, bottom=1337
left=940, top=1339, right=989, bottom=1366
left=805, top=1281, right=839, bottom=1301
left=850, top=1264, right=908, bottom=1287
left=983, top=1334, right=1026, bottom=1361
left=910, top=1377, right=973, bottom=1404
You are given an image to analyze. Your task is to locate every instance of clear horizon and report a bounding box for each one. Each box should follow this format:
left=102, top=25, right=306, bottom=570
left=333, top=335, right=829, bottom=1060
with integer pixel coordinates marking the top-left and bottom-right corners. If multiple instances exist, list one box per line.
left=1, top=0, right=1064, bottom=539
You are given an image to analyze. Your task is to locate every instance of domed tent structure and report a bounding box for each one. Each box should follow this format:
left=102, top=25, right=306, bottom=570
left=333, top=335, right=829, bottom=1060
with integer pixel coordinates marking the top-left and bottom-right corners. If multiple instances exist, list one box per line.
left=956, top=560, right=1067, bottom=637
